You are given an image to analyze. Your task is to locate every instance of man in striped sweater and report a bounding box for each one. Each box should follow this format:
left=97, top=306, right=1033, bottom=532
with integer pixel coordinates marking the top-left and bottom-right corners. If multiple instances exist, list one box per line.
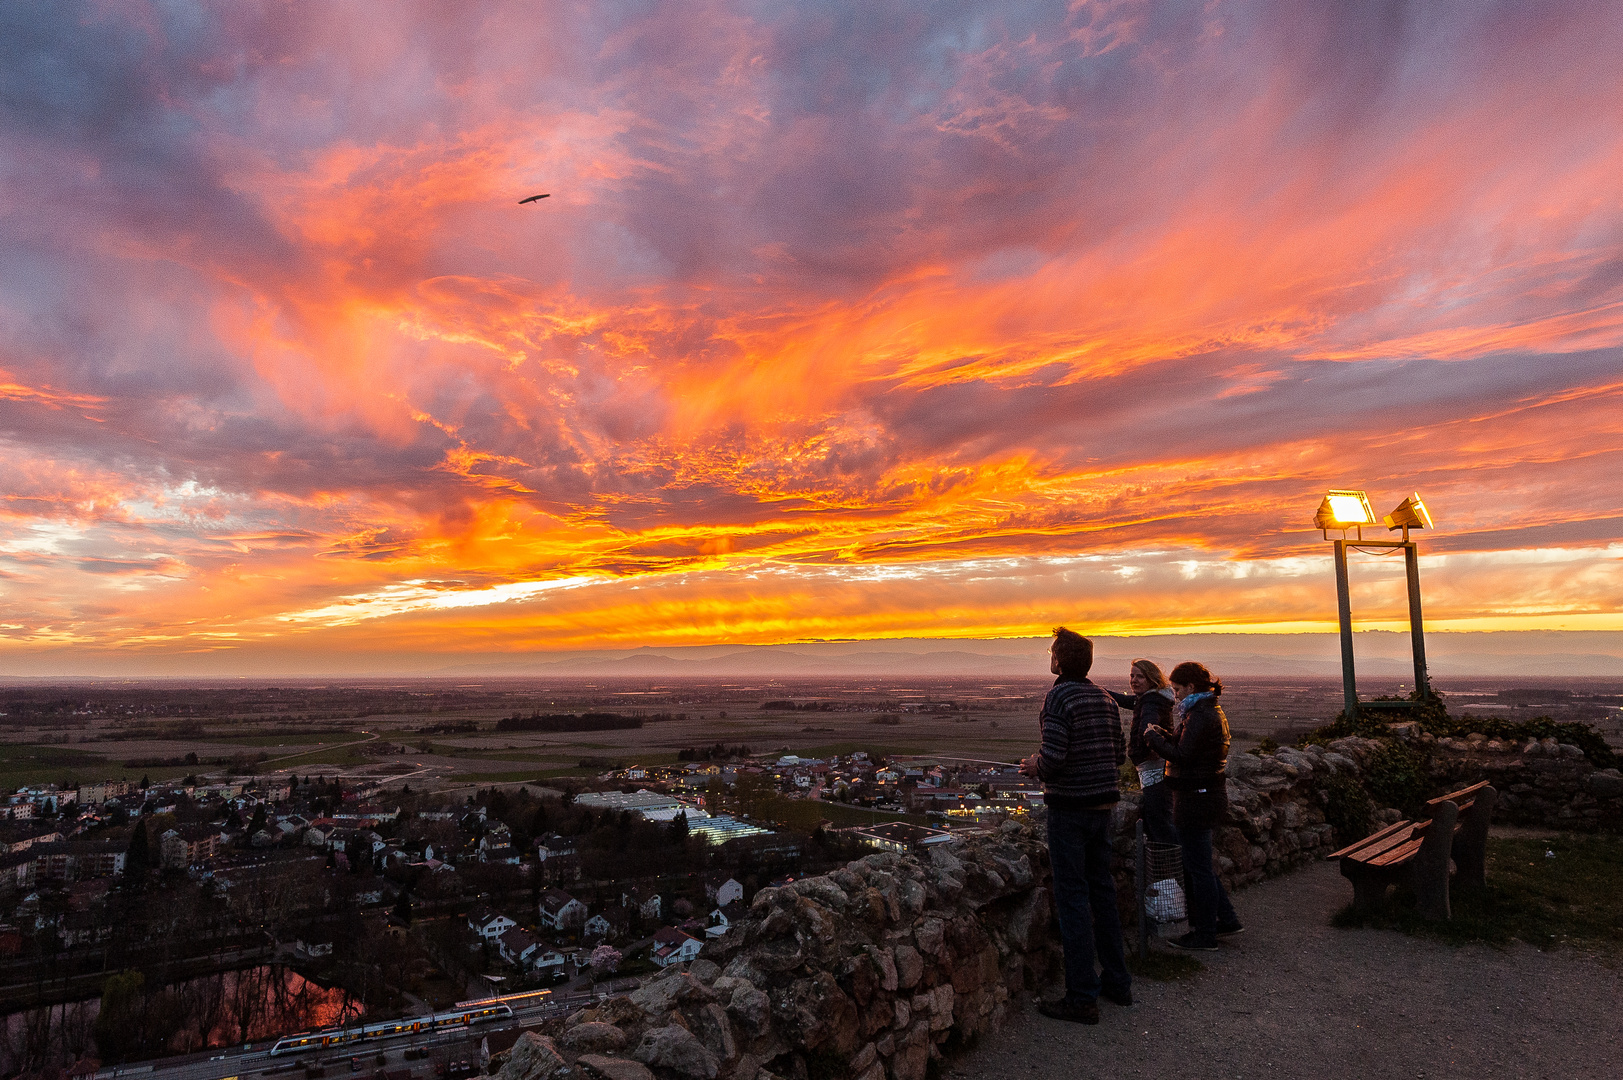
left=1019, top=627, right=1130, bottom=1024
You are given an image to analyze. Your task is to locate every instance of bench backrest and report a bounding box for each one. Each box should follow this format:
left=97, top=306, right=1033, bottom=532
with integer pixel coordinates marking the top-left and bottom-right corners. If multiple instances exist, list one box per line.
left=1425, top=779, right=1491, bottom=815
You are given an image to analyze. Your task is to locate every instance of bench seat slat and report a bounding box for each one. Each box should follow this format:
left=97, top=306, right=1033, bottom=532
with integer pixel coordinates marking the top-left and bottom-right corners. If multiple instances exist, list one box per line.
left=1328, top=819, right=1413, bottom=860
left=1366, top=837, right=1424, bottom=866
left=1343, top=823, right=1424, bottom=863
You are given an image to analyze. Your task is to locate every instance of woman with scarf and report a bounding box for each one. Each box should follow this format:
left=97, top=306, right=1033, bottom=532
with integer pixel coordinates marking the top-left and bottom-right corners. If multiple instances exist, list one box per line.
left=1144, top=661, right=1243, bottom=950
left=1107, top=659, right=1178, bottom=846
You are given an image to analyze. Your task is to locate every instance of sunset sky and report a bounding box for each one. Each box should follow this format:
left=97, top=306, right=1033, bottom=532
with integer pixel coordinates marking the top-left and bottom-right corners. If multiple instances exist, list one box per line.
left=2, top=1, right=1621, bottom=675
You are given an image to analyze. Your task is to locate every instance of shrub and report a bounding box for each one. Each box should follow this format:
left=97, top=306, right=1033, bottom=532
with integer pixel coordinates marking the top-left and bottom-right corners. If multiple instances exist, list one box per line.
left=1322, top=774, right=1373, bottom=843
left=1363, top=740, right=1429, bottom=816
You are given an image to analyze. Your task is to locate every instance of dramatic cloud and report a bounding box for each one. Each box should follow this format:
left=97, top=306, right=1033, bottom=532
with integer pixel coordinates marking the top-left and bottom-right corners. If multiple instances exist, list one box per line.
left=1, top=0, right=1620, bottom=671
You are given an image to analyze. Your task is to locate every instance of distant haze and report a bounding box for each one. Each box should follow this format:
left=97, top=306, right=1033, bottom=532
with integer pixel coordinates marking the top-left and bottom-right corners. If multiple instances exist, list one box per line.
left=4, top=631, right=1619, bottom=682
left=424, top=631, right=1623, bottom=680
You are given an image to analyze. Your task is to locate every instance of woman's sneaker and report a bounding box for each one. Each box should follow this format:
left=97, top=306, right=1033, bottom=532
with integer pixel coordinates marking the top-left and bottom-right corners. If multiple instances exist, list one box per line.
left=1167, top=931, right=1219, bottom=952
left=1215, top=922, right=1245, bottom=937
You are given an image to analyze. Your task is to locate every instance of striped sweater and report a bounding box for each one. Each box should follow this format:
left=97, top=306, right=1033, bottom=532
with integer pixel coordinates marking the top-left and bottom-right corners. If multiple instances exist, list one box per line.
left=1036, top=677, right=1126, bottom=808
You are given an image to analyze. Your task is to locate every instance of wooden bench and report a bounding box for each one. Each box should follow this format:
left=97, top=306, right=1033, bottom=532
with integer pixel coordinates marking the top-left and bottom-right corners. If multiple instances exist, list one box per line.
left=1328, top=804, right=1458, bottom=919
left=1424, top=780, right=1497, bottom=889
left=1326, top=780, right=1497, bottom=920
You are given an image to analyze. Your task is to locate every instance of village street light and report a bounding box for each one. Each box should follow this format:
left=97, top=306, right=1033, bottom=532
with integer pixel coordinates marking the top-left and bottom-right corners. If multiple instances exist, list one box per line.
left=1316, top=490, right=1434, bottom=720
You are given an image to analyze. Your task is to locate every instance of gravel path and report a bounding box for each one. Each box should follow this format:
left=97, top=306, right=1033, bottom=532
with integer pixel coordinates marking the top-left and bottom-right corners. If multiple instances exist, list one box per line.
left=944, top=857, right=1621, bottom=1080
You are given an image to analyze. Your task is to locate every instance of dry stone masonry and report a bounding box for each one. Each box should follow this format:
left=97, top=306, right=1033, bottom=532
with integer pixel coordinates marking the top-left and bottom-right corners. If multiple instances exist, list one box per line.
left=497, top=824, right=1057, bottom=1080
left=494, top=732, right=1620, bottom=1080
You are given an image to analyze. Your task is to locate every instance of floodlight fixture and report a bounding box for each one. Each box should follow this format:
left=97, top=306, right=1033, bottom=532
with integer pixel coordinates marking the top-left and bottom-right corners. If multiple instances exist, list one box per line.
left=1383, top=493, right=1433, bottom=538
left=1314, top=489, right=1375, bottom=538
left=1313, top=487, right=1436, bottom=719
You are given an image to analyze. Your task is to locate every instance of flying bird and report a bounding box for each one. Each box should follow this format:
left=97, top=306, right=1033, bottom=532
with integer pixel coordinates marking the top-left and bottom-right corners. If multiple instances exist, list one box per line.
left=519, top=194, right=550, bottom=204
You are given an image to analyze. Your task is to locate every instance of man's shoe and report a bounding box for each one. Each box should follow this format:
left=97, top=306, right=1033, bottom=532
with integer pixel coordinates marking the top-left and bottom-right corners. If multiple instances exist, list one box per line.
left=1100, top=987, right=1132, bottom=1007
left=1166, top=932, right=1219, bottom=952
left=1037, top=997, right=1100, bottom=1025
left=1215, top=922, right=1245, bottom=938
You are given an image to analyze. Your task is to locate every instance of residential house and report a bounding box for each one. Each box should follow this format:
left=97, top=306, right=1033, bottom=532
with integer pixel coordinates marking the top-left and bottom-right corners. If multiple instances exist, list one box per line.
left=0, top=850, right=37, bottom=895
left=705, top=900, right=744, bottom=939
left=28, top=840, right=126, bottom=882
left=467, top=904, right=518, bottom=941
left=531, top=947, right=568, bottom=977
left=535, top=836, right=582, bottom=885
left=583, top=905, right=630, bottom=941
left=258, top=778, right=293, bottom=802
left=479, top=826, right=520, bottom=863
left=650, top=926, right=703, bottom=967
left=496, top=926, right=541, bottom=968
left=76, top=780, right=132, bottom=805
left=538, top=888, right=587, bottom=931
left=159, top=824, right=220, bottom=869
left=0, top=825, right=65, bottom=855
left=703, top=875, right=744, bottom=906
left=621, top=885, right=661, bottom=921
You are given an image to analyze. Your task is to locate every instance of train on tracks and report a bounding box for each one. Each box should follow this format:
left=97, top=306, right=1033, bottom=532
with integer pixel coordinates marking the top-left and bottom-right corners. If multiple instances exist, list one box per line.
left=267, top=990, right=551, bottom=1055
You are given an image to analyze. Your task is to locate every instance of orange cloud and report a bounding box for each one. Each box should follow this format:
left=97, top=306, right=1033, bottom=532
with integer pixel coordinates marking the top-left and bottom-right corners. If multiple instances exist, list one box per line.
left=2, top=1, right=1622, bottom=670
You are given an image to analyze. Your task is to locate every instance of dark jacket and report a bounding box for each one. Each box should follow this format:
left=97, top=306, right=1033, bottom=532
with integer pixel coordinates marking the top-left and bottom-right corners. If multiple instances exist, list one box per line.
left=1109, top=688, right=1175, bottom=766
left=1144, top=694, right=1229, bottom=827
left=1036, top=677, right=1126, bottom=809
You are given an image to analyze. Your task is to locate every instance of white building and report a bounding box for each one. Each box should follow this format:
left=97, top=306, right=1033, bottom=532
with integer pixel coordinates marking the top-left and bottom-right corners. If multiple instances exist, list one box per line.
left=467, top=904, right=517, bottom=940
left=539, top=888, right=588, bottom=931
left=650, top=926, right=703, bottom=967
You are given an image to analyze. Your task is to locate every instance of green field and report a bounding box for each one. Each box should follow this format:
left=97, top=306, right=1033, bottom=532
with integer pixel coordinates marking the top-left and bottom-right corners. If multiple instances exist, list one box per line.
left=0, top=744, right=141, bottom=787
left=198, top=730, right=358, bottom=747
left=262, top=741, right=376, bottom=767
left=449, top=766, right=603, bottom=783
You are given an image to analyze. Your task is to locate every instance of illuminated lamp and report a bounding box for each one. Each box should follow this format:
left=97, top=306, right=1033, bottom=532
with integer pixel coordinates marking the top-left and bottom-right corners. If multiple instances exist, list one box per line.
left=1383, top=493, right=1433, bottom=537
left=1313, top=489, right=1375, bottom=535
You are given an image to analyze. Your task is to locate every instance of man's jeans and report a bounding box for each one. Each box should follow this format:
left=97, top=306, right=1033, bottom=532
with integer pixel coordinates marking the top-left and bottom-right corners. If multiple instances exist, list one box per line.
left=1047, top=806, right=1130, bottom=1003
left=1178, top=824, right=1238, bottom=938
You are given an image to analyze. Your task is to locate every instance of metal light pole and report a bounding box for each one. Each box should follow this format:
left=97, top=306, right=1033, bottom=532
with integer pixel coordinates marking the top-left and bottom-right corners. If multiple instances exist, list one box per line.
left=1317, top=491, right=1435, bottom=719
left=1333, top=538, right=1357, bottom=720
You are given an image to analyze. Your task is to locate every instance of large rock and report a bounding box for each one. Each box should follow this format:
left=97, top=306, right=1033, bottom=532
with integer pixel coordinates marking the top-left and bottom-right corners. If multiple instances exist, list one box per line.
left=892, top=944, right=924, bottom=990
left=577, top=1055, right=657, bottom=1080
left=562, top=1022, right=630, bottom=1054
left=571, top=995, right=647, bottom=1030
left=632, top=972, right=716, bottom=1016
left=497, top=1032, right=565, bottom=1080
left=1588, top=771, right=1623, bottom=799
left=689, top=1001, right=738, bottom=1062
left=632, top=1024, right=721, bottom=1080
left=773, top=969, right=860, bottom=1054
left=725, top=983, right=770, bottom=1032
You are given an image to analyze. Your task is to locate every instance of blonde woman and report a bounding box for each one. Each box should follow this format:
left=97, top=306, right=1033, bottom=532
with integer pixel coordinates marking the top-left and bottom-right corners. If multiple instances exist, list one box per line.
left=1108, top=659, right=1177, bottom=846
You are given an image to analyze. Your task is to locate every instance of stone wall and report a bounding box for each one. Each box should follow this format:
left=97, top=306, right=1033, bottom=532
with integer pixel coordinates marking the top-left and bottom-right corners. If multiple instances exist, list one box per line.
left=493, top=734, right=1620, bottom=1080
left=1392, top=730, right=1623, bottom=831
left=498, top=825, right=1058, bottom=1080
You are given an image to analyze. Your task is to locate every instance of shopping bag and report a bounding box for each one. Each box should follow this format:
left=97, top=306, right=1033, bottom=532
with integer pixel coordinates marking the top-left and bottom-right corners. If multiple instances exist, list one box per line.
left=1145, top=877, right=1187, bottom=922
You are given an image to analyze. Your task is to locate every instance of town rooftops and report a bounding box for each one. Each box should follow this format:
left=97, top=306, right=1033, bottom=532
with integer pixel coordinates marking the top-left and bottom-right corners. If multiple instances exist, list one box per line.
left=573, top=789, right=683, bottom=813
left=539, top=888, right=579, bottom=912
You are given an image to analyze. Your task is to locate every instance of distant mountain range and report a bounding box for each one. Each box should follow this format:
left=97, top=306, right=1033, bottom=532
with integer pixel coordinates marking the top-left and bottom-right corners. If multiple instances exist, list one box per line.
left=7, top=630, right=1618, bottom=680
left=428, top=631, right=1623, bottom=679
